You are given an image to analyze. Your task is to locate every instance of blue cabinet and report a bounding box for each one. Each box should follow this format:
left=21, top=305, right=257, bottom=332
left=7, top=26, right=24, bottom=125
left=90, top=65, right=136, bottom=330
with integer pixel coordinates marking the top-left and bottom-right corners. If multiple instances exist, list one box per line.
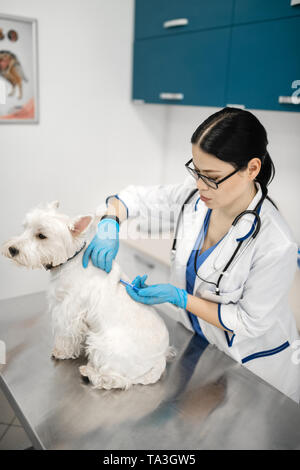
left=133, top=1, right=300, bottom=112
left=133, top=28, right=231, bottom=107
left=226, top=16, right=300, bottom=111
left=135, top=0, right=234, bottom=39
left=233, top=0, right=300, bottom=24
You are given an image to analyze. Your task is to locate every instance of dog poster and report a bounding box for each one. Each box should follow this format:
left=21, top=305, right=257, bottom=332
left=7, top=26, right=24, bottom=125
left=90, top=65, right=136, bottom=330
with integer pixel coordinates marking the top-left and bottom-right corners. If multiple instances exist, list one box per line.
left=0, top=13, right=38, bottom=123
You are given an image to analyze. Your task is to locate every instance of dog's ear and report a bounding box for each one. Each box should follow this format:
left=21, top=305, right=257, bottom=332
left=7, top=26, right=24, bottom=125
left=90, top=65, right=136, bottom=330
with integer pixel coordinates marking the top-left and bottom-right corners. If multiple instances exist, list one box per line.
left=47, top=200, right=60, bottom=210
left=69, top=215, right=93, bottom=237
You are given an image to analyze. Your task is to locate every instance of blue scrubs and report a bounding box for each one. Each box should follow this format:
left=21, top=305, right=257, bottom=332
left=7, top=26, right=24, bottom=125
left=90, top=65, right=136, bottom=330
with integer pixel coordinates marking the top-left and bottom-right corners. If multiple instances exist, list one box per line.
left=186, top=209, right=223, bottom=341
left=186, top=206, right=262, bottom=341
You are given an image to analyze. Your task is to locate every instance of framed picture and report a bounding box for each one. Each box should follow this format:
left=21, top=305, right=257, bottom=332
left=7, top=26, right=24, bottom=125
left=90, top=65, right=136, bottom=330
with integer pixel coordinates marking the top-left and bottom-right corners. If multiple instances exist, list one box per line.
left=0, top=13, right=39, bottom=123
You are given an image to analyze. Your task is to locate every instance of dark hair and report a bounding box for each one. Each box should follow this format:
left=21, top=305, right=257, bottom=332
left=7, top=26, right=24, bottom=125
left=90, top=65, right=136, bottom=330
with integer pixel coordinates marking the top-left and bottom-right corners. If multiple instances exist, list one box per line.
left=191, top=107, right=275, bottom=189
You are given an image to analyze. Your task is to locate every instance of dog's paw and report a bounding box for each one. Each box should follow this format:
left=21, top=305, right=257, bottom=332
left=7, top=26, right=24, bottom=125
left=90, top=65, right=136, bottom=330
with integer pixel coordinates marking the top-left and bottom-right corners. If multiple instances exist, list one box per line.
left=79, top=365, right=89, bottom=376
left=79, top=365, right=90, bottom=383
left=51, top=348, right=77, bottom=360
left=51, top=348, right=65, bottom=360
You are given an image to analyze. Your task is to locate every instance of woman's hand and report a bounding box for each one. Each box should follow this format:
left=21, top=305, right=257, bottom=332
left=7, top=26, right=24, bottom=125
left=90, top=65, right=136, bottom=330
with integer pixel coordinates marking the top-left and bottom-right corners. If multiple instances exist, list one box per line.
left=82, top=218, right=119, bottom=272
left=125, top=275, right=188, bottom=309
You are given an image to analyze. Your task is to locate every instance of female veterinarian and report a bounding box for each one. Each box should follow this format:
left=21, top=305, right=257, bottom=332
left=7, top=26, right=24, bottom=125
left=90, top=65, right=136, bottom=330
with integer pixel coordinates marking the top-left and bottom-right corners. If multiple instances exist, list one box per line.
left=83, top=107, right=300, bottom=403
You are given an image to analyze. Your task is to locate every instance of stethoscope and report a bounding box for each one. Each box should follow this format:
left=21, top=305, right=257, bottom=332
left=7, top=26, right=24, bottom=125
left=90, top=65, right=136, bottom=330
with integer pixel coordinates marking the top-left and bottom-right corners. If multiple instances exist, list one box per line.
left=171, top=184, right=269, bottom=295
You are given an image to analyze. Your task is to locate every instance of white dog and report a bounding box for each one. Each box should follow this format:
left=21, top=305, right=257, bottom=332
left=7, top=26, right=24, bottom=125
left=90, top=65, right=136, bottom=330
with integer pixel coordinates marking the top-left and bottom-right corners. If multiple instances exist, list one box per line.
left=2, top=201, right=175, bottom=390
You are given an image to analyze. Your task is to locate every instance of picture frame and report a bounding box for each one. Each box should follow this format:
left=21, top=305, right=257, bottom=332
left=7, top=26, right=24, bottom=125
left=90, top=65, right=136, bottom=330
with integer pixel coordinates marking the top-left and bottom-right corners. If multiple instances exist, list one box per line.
left=0, top=13, right=39, bottom=123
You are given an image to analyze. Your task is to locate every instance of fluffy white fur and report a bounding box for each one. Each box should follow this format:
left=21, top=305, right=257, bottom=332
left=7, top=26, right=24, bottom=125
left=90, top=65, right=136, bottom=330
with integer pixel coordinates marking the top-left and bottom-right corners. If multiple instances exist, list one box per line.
left=2, top=201, right=175, bottom=390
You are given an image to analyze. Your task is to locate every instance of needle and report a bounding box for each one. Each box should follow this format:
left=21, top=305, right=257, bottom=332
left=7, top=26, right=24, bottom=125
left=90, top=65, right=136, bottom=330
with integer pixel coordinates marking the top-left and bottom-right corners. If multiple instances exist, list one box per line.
left=119, top=278, right=140, bottom=293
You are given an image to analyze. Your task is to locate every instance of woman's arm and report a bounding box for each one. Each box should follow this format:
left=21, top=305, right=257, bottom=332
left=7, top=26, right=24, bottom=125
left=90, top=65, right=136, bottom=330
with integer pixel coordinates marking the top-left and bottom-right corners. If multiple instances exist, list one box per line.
left=104, top=175, right=196, bottom=228
left=126, top=276, right=230, bottom=333
left=102, top=196, right=128, bottom=224
left=186, top=294, right=231, bottom=332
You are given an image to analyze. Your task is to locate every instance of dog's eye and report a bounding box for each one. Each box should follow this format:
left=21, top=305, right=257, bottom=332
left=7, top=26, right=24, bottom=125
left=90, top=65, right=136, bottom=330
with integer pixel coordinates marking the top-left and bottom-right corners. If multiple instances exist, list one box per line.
left=37, top=233, right=47, bottom=239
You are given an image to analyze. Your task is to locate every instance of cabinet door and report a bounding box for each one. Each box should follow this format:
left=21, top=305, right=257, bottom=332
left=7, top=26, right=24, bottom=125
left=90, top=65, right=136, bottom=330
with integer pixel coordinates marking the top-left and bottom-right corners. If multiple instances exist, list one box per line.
left=226, top=17, right=300, bottom=112
left=133, top=28, right=230, bottom=107
left=135, top=0, right=234, bottom=39
left=234, top=0, right=300, bottom=25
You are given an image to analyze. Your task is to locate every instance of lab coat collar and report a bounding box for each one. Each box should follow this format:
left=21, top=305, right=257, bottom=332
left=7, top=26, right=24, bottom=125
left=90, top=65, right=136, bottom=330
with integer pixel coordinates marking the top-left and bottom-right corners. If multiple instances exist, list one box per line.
left=199, top=181, right=264, bottom=275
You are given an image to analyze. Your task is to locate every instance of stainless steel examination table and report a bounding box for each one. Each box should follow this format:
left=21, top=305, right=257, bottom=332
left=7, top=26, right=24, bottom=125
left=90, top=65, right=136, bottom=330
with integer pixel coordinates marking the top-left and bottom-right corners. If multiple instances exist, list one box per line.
left=0, top=291, right=300, bottom=450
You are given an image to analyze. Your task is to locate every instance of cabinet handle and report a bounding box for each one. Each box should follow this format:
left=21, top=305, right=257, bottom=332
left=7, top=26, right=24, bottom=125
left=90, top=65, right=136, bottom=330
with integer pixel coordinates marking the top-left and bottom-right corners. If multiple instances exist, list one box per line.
left=134, top=253, right=155, bottom=270
left=163, top=18, right=189, bottom=29
left=159, top=93, right=184, bottom=101
left=290, top=0, right=300, bottom=6
left=278, top=96, right=300, bottom=105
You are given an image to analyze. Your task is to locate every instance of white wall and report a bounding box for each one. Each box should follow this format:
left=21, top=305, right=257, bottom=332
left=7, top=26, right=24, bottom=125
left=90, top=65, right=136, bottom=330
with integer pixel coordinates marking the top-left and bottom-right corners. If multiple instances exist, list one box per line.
left=0, top=0, right=167, bottom=300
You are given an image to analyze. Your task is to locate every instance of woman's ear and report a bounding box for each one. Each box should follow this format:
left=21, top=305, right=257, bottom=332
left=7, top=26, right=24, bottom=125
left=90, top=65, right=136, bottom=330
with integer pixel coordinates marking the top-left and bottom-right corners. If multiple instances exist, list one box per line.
left=248, top=157, right=261, bottom=181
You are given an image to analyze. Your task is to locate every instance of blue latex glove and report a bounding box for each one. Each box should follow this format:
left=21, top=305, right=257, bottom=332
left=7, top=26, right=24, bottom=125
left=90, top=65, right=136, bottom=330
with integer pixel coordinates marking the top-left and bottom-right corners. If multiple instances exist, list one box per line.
left=82, top=218, right=119, bottom=272
left=125, top=274, right=188, bottom=309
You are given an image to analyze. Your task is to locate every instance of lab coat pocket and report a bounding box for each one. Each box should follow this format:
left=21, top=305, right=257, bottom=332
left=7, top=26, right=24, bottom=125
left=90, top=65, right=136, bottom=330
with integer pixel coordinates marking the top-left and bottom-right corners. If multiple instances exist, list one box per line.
left=237, top=324, right=290, bottom=365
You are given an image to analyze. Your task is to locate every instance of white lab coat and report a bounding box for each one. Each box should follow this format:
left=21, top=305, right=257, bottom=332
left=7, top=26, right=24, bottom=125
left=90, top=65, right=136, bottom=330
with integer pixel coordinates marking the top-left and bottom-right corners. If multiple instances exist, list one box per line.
left=109, top=177, right=300, bottom=403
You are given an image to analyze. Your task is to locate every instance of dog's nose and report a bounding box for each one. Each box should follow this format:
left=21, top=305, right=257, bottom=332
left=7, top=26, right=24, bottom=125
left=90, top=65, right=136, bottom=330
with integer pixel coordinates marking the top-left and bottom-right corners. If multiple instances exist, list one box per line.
left=9, top=246, right=19, bottom=257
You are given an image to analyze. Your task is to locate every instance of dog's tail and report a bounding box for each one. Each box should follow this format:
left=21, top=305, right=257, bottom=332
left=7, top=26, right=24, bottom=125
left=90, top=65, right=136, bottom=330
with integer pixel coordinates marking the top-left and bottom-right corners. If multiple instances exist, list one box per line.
left=165, top=345, right=177, bottom=362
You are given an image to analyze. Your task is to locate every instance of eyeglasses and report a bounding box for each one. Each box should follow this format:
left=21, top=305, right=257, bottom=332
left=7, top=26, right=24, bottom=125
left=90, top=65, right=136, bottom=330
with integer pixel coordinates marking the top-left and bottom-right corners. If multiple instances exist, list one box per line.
left=185, top=158, right=239, bottom=190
